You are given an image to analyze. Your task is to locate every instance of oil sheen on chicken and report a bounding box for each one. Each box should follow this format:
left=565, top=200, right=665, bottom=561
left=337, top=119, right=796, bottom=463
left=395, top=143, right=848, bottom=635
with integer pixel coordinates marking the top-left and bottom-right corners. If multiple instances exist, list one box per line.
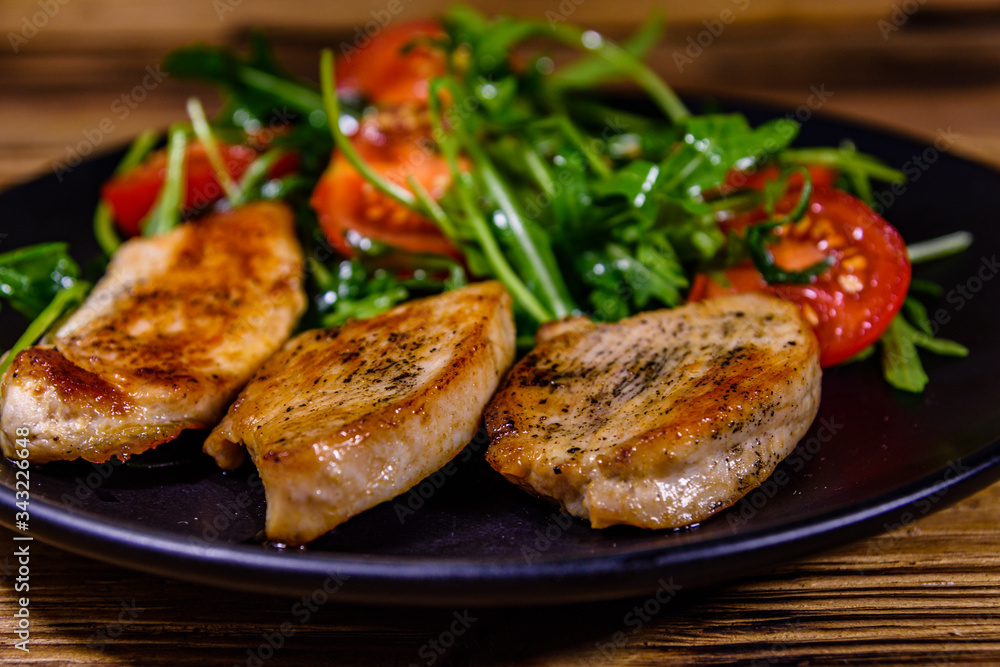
left=203, top=281, right=515, bottom=546
left=0, top=202, right=305, bottom=463
left=484, top=292, right=822, bottom=529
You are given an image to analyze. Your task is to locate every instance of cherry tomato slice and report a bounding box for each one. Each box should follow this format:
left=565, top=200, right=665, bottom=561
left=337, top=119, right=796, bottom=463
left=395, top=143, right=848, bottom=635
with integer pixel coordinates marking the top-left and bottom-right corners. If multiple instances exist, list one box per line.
left=689, top=187, right=911, bottom=367
left=335, top=20, right=446, bottom=105
left=309, top=112, right=462, bottom=259
left=101, top=143, right=258, bottom=236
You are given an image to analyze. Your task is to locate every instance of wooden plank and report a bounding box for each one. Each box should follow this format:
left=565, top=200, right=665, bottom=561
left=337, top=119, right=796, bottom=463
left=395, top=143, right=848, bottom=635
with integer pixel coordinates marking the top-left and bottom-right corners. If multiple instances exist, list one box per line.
left=1, top=482, right=998, bottom=664
left=3, top=0, right=998, bottom=51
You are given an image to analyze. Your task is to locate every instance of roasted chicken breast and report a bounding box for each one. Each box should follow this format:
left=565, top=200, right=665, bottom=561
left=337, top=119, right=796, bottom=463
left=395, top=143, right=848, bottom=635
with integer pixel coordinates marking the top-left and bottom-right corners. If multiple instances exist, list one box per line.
left=204, top=281, right=515, bottom=546
left=485, top=292, right=822, bottom=529
left=0, top=201, right=305, bottom=464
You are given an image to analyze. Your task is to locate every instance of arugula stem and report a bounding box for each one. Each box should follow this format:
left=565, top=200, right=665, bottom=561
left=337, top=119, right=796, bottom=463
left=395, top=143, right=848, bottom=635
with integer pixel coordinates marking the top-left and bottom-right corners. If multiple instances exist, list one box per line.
left=186, top=97, right=240, bottom=201
left=406, top=174, right=456, bottom=240
left=231, top=148, right=285, bottom=206
left=427, top=77, right=578, bottom=318
left=907, top=231, right=973, bottom=264
left=462, top=193, right=553, bottom=323
left=523, top=147, right=556, bottom=196
left=238, top=67, right=326, bottom=118
left=142, top=124, right=188, bottom=236
left=93, top=129, right=159, bottom=255
left=426, top=80, right=553, bottom=322
left=0, top=243, right=68, bottom=265
left=549, top=24, right=689, bottom=124
left=553, top=115, right=611, bottom=177
left=319, top=50, right=417, bottom=209
left=306, top=255, right=337, bottom=291
left=465, top=142, right=576, bottom=317
left=93, top=203, right=120, bottom=256
left=550, top=12, right=664, bottom=90
left=658, top=145, right=707, bottom=193
left=0, top=281, right=90, bottom=376
left=780, top=148, right=905, bottom=184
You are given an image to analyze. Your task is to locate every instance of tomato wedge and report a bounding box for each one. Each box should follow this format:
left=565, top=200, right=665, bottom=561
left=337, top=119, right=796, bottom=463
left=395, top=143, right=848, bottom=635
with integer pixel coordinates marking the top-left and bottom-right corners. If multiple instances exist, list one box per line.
left=310, top=113, right=462, bottom=259
left=336, top=20, right=446, bottom=105
left=102, top=142, right=299, bottom=236
left=689, top=187, right=911, bottom=367
left=101, top=143, right=254, bottom=236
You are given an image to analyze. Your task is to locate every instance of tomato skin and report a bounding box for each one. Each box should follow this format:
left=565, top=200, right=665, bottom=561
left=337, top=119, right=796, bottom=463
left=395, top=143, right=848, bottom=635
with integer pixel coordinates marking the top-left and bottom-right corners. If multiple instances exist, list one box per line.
left=724, top=164, right=838, bottom=193
left=315, top=20, right=458, bottom=258
left=335, top=20, right=446, bottom=105
left=310, top=114, right=462, bottom=259
left=101, top=143, right=258, bottom=236
left=690, top=187, right=911, bottom=367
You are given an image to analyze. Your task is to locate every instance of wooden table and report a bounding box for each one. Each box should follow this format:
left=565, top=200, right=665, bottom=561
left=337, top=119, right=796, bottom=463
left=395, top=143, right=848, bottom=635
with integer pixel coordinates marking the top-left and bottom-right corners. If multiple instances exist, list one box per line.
left=2, top=1, right=1000, bottom=664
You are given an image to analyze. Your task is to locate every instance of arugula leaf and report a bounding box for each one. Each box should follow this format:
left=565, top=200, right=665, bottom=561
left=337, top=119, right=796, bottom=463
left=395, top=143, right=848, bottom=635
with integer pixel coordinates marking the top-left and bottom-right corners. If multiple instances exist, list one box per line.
left=551, top=12, right=665, bottom=90
left=0, top=280, right=90, bottom=377
left=163, top=31, right=328, bottom=126
left=0, top=243, right=81, bottom=319
left=660, top=115, right=798, bottom=197
left=308, top=257, right=409, bottom=328
left=779, top=143, right=904, bottom=205
left=880, top=298, right=968, bottom=393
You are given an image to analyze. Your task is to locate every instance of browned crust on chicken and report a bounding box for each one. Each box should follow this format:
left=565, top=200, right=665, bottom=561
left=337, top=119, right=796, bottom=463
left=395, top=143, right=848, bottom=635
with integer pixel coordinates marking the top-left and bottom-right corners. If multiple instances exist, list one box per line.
left=484, top=292, right=822, bottom=529
left=204, top=281, right=515, bottom=546
left=0, top=201, right=305, bottom=463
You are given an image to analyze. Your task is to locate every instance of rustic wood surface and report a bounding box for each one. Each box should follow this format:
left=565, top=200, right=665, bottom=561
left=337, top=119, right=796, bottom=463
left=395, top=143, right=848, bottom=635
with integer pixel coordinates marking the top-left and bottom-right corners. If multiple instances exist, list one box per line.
left=2, top=0, right=1000, bottom=664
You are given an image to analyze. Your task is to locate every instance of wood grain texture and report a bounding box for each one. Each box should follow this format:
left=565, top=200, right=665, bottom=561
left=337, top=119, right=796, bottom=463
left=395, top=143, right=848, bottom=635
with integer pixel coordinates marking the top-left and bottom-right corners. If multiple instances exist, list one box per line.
left=1, top=484, right=998, bottom=665
left=2, top=0, right=1000, bottom=664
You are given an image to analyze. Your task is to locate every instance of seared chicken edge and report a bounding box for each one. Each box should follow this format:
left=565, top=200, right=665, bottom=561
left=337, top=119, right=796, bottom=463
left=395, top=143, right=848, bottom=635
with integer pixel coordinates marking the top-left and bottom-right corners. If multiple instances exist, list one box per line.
left=204, top=281, right=515, bottom=546
left=0, top=201, right=306, bottom=464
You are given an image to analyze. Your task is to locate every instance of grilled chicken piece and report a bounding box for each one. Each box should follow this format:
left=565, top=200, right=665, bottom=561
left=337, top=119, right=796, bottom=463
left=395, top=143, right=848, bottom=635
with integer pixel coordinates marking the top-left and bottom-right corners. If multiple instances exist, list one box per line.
left=204, top=281, right=515, bottom=546
left=0, top=202, right=305, bottom=464
left=485, top=292, right=822, bottom=529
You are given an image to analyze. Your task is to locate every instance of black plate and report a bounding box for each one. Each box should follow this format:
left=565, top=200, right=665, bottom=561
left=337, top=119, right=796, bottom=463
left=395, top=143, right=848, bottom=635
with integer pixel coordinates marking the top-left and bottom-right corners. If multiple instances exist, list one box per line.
left=3, top=103, right=1000, bottom=607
